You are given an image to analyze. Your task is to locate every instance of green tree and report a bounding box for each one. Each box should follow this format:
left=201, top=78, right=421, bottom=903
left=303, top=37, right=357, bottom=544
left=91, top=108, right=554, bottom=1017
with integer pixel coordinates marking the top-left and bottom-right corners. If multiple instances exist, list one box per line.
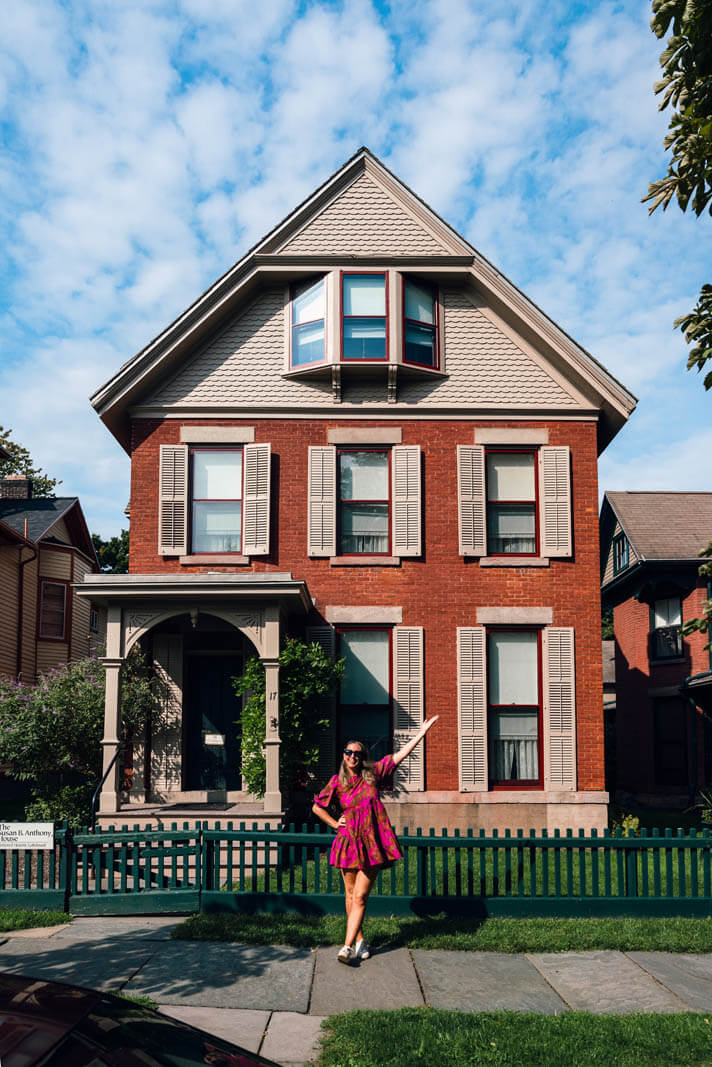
left=0, top=647, right=154, bottom=823
left=0, top=426, right=60, bottom=497
left=643, top=0, right=712, bottom=388
left=233, top=637, right=345, bottom=798
left=92, top=529, right=129, bottom=573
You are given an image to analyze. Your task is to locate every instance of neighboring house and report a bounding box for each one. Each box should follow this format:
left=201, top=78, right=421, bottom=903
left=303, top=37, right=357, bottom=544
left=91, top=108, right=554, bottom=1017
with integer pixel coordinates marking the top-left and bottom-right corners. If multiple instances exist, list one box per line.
left=0, top=476, right=103, bottom=682
left=600, top=491, right=712, bottom=807
left=80, top=148, right=636, bottom=831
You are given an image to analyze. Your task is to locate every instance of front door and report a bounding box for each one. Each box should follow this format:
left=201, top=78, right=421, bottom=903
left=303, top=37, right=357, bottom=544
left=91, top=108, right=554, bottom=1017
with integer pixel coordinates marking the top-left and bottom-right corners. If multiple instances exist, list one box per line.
left=184, top=654, right=242, bottom=791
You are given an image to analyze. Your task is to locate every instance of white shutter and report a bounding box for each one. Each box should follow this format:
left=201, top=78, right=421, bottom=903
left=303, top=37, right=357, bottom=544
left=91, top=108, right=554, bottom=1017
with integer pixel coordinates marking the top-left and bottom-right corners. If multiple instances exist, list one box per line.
left=158, top=445, right=188, bottom=555
left=457, top=627, right=487, bottom=791
left=242, top=443, right=271, bottom=556
left=391, top=446, right=422, bottom=557
left=457, top=445, right=486, bottom=556
left=543, top=627, right=576, bottom=789
left=539, top=446, right=572, bottom=557
left=307, top=625, right=337, bottom=785
left=308, top=446, right=337, bottom=557
left=392, top=626, right=424, bottom=790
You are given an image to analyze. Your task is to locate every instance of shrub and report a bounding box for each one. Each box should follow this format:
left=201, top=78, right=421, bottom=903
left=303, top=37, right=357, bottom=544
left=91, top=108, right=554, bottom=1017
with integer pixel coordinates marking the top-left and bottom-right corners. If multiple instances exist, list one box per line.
left=233, top=637, right=344, bottom=797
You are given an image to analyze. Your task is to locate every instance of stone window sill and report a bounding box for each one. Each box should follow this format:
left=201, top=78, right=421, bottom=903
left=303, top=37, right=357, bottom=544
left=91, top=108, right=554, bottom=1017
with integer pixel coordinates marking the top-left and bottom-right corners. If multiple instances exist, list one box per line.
left=479, top=557, right=549, bottom=568
left=179, top=554, right=250, bottom=565
left=329, top=555, right=401, bottom=566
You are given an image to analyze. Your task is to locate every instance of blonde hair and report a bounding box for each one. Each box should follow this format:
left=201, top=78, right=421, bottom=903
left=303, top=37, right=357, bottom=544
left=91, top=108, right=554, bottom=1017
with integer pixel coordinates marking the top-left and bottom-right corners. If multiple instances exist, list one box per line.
left=338, top=740, right=375, bottom=787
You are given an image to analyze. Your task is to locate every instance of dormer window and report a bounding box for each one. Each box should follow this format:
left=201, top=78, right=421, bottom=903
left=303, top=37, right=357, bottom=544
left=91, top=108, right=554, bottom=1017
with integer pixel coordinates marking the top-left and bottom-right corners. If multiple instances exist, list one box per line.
left=291, top=277, right=325, bottom=367
left=613, top=532, right=629, bottom=574
left=403, top=278, right=438, bottom=368
left=342, top=273, right=387, bottom=360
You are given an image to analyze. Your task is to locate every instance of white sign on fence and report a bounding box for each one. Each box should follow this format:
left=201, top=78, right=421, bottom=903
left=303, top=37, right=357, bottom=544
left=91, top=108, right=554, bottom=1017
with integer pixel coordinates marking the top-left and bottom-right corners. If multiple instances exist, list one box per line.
left=0, top=822, right=54, bottom=850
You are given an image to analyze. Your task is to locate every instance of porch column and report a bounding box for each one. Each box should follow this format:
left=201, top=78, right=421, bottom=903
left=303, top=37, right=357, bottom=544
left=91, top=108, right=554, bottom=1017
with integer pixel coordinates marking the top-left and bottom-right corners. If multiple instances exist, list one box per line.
left=263, top=658, right=281, bottom=814
left=262, top=605, right=282, bottom=815
left=99, top=605, right=124, bottom=815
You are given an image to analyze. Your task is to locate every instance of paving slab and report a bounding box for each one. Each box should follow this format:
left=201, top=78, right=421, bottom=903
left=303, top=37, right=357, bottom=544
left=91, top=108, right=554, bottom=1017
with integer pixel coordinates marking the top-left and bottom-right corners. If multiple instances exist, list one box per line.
left=2, top=924, right=69, bottom=939
left=53, top=917, right=178, bottom=941
left=261, top=1011, right=326, bottom=1066
left=627, top=952, right=712, bottom=1013
left=158, top=1005, right=270, bottom=1053
left=309, top=947, right=423, bottom=1015
left=529, top=951, right=690, bottom=1014
left=126, top=942, right=314, bottom=1012
left=0, top=937, right=155, bottom=991
left=411, top=950, right=569, bottom=1014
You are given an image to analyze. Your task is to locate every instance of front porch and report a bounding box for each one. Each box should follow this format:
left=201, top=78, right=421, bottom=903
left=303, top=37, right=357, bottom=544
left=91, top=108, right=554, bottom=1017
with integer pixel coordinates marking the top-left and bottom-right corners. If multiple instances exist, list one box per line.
left=76, top=573, right=311, bottom=819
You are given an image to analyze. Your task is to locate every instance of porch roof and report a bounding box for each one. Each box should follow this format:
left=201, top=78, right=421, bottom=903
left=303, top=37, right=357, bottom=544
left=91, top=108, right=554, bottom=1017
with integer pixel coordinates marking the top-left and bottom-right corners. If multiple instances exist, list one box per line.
left=75, top=572, right=312, bottom=613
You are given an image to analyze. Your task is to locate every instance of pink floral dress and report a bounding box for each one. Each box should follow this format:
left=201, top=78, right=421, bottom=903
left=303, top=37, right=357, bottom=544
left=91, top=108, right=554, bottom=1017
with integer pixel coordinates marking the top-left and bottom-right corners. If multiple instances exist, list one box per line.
left=313, top=755, right=403, bottom=871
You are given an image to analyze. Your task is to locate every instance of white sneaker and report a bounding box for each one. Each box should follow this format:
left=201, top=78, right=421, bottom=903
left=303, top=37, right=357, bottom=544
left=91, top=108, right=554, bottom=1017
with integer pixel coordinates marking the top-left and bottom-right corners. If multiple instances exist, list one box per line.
left=337, top=945, right=356, bottom=966
left=355, top=939, right=371, bottom=960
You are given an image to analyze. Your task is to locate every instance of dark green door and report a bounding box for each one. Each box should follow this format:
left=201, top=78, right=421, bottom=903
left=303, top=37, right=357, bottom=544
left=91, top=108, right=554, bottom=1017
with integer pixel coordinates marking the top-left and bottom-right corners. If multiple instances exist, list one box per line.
left=184, top=654, right=242, bottom=791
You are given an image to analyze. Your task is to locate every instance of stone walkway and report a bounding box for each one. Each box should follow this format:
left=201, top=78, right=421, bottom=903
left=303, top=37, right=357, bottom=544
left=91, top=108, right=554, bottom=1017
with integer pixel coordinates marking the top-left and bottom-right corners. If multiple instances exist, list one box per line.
left=2, top=917, right=712, bottom=1065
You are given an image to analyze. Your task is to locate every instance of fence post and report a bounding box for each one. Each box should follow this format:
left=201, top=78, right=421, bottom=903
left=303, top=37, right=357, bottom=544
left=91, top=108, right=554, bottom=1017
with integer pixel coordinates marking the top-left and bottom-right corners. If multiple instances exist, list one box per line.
left=60, top=825, right=73, bottom=914
left=626, top=829, right=639, bottom=898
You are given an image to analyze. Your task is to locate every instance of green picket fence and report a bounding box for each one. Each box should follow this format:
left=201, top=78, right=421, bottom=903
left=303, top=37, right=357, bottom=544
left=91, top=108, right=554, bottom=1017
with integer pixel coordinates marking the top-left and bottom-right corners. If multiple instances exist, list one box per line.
left=1, top=823, right=712, bottom=917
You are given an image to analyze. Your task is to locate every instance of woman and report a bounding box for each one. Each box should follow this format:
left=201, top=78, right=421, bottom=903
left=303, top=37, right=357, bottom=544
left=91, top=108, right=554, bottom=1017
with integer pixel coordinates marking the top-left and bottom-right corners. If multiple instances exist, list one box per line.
left=311, top=716, right=439, bottom=965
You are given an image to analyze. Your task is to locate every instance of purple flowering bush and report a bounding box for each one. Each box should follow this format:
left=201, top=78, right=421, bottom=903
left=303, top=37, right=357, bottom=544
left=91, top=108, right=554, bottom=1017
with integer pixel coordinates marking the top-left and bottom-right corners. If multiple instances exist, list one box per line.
left=0, top=647, right=154, bottom=824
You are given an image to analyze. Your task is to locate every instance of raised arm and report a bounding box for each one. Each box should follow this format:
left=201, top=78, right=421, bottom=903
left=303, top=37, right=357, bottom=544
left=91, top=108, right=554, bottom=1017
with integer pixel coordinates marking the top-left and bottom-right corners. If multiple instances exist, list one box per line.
left=391, top=715, right=439, bottom=768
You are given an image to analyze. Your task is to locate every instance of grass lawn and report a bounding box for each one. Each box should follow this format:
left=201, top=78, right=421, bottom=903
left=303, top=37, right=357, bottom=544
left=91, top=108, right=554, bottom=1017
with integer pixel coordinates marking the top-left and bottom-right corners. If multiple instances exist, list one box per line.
left=0, top=908, right=71, bottom=931
left=317, top=1009, right=712, bottom=1066
left=172, top=912, right=712, bottom=952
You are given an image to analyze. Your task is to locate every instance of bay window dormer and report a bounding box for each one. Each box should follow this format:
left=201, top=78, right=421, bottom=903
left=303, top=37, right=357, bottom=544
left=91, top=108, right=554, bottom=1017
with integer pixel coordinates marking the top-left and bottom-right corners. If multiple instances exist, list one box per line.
left=284, top=266, right=447, bottom=395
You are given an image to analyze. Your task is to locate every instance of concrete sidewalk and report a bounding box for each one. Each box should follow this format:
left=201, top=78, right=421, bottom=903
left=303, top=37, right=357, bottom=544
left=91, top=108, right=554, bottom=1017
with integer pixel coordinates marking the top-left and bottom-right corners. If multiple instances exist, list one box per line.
left=2, top=917, right=712, bottom=1065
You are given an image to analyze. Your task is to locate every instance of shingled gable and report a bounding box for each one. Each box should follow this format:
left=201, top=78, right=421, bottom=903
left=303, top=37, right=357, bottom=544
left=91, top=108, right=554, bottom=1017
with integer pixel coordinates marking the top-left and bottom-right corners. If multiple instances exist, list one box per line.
left=90, top=147, right=636, bottom=452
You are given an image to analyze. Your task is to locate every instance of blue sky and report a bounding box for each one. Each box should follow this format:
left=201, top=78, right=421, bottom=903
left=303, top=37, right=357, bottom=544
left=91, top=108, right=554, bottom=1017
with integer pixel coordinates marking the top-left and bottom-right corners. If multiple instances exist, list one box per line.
left=1, top=0, right=710, bottom=538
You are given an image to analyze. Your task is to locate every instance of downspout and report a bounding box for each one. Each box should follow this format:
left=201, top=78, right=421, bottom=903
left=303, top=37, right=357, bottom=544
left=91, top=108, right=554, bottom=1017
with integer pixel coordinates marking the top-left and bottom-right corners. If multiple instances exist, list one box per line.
left=16, top=526, right=37, bottom=680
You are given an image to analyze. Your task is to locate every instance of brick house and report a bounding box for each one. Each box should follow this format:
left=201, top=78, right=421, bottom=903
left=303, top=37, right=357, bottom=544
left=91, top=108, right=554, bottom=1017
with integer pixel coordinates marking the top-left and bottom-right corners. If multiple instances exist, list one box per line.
left=601, top=491, right=712, bottom=807
left=0, top=475, right=102, bottom=682
left=79, top=148, right=635, bottom=831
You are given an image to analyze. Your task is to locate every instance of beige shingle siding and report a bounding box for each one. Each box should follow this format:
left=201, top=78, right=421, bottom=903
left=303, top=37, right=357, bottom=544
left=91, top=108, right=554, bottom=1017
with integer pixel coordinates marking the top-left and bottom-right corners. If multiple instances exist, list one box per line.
left=602, top=520, right=637, bottom=585
left=39, top=547, right=71, bottom=581
left=280, top=173, right=449, bottom=256
left=0, top=548, right=19, bottom=678
left=150, top=285, right=580, bottom=411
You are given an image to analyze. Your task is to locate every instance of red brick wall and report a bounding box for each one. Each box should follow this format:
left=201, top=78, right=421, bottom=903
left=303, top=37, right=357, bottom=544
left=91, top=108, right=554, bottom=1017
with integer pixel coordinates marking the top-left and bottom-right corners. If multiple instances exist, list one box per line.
left=614, top=581, right=710, bottom=795
left=129, top=416, right=605, bottom=792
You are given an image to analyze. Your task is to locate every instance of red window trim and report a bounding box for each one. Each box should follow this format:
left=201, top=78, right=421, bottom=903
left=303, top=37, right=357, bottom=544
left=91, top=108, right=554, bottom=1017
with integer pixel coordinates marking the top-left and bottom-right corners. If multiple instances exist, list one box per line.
left=402, top=276, right=440, bottom=369
left=290, top=276, right=326, bottom=369
left=485, top=447, right=540, bottom=558
left=188, top=446, right=244, bottom=556
left=340, top=271, right=389, bottom=362
left=486, top=626, right=544, bottom=790
left=38, top=578, right=70, bottom=642
left=336, top=625, right=393, bottom=758
left=336, top=446, right=391, bottom=557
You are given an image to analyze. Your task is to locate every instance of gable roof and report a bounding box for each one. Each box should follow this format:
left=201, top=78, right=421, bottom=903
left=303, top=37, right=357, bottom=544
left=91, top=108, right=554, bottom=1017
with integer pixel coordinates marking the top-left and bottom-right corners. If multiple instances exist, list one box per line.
left=90, top=147, right=636, bottom=452
left=0, top=496, right=98, bottom=564
left=604, top=491, right=712, bottom=561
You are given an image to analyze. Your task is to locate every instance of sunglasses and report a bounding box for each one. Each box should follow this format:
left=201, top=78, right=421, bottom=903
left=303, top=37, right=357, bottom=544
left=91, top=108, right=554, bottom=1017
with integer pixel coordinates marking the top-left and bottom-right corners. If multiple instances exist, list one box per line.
left=343, top=749, right=363, bottom=758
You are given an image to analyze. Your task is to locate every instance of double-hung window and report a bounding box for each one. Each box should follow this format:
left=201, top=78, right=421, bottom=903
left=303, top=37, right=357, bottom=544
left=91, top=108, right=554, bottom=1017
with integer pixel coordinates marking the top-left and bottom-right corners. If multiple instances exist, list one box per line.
left=613, top=533, right=629, bottom=574
left=403, top=278, right=438, bottom=368
left=488, top=629, right=542, bottom=786
left=486, top=450, right=538, bottom=555
left=338, top=449, right=390, bottom=555
left=190, top=448, right=243, bottom=554
left=39, top=580, right=67, bottom=640
left=651, top=596, right=683, bottom=660
left=338, top=627, right=391, bottom=762
left=342, top=273, right=387, bottom=360
left=291, top=277, right=325, bottom=367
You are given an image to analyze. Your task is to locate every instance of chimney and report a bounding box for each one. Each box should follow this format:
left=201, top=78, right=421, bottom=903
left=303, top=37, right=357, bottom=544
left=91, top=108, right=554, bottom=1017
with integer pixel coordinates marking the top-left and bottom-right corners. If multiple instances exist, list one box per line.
left=1, top=475, right=33, bottom=500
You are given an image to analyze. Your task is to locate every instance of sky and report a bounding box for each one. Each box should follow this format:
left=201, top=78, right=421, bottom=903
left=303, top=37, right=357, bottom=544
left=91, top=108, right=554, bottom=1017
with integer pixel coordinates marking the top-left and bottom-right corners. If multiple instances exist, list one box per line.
left=1, top=0, right=710, bottom=539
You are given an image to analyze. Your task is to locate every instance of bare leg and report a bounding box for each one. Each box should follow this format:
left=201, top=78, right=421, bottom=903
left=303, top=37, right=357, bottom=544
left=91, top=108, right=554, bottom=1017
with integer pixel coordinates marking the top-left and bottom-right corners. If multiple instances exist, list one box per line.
left=341, top=869, right=365, bottom=943
left=344, top=867, right=378, bottom=948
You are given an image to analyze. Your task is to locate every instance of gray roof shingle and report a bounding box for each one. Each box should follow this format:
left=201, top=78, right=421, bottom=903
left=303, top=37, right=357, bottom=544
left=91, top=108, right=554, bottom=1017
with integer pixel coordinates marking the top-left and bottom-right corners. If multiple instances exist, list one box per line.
left=0, top=497, right=79, bottom=543
left=607, top=491, right=712, bottom=560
